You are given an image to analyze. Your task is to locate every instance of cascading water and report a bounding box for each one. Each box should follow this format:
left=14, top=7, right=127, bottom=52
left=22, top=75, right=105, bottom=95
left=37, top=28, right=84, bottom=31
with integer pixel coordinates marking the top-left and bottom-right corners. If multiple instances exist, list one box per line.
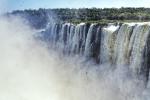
left=129, top=25, right=150, bottom=82
left=41, top=22, right=150, bottom=85
left=84, top=24, right=101, bottom=61
left=2, top=15, right=150, bottom=100
left=100, top=25, right=118, bottom=64
left=114, top=24, right=134, bottom=65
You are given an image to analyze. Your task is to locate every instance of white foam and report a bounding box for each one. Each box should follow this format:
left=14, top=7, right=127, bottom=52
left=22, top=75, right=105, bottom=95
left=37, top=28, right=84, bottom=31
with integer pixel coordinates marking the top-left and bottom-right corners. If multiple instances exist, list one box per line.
left=104, top=25, right=119, bottom=32
left=125, top=22, right=150, bottom=26
left=79, top=22, right=86, bottom=25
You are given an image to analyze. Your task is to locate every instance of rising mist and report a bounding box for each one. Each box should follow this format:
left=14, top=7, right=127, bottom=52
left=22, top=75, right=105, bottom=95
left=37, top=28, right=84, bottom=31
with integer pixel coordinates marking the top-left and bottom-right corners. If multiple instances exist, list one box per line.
left=0, top=15, right=149, bottom=100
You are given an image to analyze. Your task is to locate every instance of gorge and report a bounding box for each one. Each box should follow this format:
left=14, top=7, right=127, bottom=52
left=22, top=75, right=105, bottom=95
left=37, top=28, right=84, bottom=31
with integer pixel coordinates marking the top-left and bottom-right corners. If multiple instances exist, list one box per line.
left=2, top=8, right=150, bottom=100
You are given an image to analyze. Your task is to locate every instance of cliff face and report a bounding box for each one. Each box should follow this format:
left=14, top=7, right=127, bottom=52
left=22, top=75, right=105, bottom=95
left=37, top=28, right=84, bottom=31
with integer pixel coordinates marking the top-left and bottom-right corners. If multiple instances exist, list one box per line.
left=40, top=22, right=150, bottom=85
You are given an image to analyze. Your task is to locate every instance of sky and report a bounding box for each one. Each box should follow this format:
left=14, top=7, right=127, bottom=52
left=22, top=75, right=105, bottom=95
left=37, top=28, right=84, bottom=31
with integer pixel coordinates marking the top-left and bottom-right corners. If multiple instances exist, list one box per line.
left=4, top=0, right=150, bottom=11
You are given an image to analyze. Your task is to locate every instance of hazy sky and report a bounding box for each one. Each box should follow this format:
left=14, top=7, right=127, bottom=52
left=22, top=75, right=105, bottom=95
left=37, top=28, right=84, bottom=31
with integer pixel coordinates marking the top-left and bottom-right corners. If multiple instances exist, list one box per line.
left=6, top=0, right=150, bottom=11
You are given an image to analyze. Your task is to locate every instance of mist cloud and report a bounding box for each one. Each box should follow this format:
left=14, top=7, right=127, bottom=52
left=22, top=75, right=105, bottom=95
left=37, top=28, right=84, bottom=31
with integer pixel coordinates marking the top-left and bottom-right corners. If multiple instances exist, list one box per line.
left=0, top=15, right=149, bottom=100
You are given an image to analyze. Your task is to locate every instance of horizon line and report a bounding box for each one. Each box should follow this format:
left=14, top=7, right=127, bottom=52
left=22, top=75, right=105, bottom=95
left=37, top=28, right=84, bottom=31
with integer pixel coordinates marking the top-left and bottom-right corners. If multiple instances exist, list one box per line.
left=10, top=6, right=150, bottom=11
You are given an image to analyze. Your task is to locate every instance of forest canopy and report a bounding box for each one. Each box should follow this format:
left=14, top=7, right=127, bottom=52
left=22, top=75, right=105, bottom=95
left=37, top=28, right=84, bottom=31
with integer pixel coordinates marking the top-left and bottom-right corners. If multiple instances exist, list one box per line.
left=9, top=7, right=150, bottom=29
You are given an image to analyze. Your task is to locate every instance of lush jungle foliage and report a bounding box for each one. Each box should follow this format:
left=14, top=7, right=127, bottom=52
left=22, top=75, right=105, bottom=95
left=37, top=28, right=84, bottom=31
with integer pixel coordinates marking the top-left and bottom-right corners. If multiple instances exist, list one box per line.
left=9, top=7, right=150, bottom=29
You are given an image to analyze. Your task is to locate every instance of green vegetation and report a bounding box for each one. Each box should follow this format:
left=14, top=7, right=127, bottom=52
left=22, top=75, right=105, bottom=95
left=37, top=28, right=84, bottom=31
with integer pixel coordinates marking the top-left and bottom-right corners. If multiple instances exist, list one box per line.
left=9, top=7, right=150, bottom=28
left=51, top=7, right=150, bottom=22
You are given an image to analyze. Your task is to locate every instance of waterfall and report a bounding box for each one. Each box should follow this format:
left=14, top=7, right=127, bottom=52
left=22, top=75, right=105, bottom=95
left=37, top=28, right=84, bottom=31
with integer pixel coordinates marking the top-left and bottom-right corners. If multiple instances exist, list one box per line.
left=100, top=25, right=118, bottom=64
left=129, top=25, right=150, bottom=82
left=84, top=24, right=100, bottom=60
left=114, top=24, right=134, bottom=65
left=41, top=22, right=150, bottom=85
